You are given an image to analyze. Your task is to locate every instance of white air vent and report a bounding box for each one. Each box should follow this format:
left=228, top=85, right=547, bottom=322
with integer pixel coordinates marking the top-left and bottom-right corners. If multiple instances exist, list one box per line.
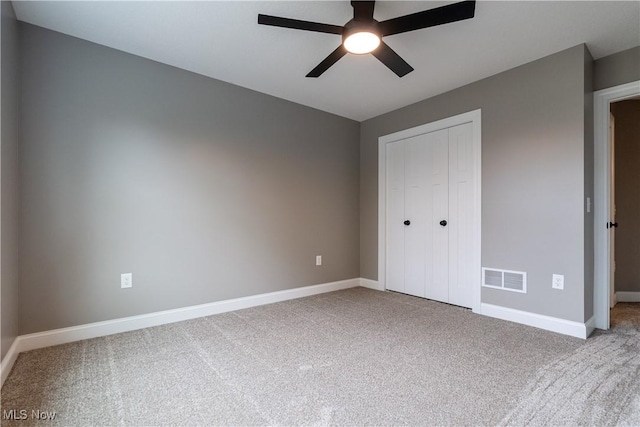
left=482, top=268, right=527, bottom=293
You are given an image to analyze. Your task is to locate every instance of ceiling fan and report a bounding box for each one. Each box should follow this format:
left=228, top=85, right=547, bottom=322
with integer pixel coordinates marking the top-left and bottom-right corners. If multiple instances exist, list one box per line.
left=258, top=1, right=476, bottom=78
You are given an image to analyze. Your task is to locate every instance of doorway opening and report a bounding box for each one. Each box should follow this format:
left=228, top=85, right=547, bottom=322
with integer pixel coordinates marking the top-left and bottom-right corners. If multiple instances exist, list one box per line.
left=594, top=81, right=640, bottom=330
left=608, top=98, right=640, bottom=327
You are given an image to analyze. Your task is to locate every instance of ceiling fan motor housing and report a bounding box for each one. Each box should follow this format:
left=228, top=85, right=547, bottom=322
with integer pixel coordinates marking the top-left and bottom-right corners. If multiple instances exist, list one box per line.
left=342, top=19, right=381, bottom=44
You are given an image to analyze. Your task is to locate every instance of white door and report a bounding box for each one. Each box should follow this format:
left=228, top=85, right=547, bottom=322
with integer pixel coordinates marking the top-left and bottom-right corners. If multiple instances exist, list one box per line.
left=448, top=123, right=475, bottom=308
left=609, top=112, right=616, bottom=308
left=422, top=130, right=449, bottom=302
left=386, top=140, right=406, bottom=294
left=404, top=133, right=431, bottom=297
left=385, top=123, right=475, bottom=308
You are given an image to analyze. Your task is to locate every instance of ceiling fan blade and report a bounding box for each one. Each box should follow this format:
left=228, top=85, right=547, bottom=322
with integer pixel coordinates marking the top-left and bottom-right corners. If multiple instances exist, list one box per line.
left=371, top=41, right=414, bottom=77
left=378, top=0, right=476, bottom=36
left=258, top=14, right=343, bottom=35
left=306, top=45, right=348, bottom=78
left=351, top=1, right=375, bottom=21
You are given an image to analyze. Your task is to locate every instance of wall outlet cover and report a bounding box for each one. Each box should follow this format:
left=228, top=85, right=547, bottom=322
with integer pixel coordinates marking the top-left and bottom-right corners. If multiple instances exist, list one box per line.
left=552, top=274, right=564, bottom=290
left=121, top=273, right=133, bottom=289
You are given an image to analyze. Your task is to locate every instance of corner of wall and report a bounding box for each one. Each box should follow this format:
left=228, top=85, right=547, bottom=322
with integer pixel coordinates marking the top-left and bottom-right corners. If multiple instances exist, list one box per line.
left=583, top=44, right=595, bottom=322
left=1, top=0, right=21, bottom=363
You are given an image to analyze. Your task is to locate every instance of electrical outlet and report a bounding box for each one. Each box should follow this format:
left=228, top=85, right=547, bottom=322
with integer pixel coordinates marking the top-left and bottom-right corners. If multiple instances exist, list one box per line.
left=316, top=255, right=322, bottom=266
left=121, top=273, right=132, bottom=289
left=552, top=274, right=564, bottom=290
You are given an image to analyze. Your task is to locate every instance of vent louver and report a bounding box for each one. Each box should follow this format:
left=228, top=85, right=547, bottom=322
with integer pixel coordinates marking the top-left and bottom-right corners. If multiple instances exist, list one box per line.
left=482, top=268, right=527, bottom=293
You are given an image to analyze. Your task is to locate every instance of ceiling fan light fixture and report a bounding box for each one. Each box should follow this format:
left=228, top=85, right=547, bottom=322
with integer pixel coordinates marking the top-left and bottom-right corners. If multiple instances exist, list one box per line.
left=344, top=31, right=380, bottom=54
left=258, top=0, right=476, bottom=77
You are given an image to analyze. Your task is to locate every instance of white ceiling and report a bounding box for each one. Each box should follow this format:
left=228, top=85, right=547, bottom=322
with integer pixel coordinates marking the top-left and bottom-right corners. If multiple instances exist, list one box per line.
left=12, top=1, right=640, bottom=121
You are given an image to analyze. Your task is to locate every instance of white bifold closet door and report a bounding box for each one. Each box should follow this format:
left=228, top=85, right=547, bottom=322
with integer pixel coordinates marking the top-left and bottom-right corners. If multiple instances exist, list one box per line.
left=386, top=122, right=474, bottom=309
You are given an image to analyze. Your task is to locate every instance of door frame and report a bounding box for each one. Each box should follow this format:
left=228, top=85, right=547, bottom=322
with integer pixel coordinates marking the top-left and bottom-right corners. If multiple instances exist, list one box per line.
left=594, top=80, right=640, bottom=330
left=378, top=109, right=482, bottom=313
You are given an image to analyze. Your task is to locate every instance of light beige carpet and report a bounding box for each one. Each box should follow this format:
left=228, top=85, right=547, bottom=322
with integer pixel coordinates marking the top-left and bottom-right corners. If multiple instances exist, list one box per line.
left=1, top=288, right=638, bottom=426
left=499, top=302, right=640, bottom=426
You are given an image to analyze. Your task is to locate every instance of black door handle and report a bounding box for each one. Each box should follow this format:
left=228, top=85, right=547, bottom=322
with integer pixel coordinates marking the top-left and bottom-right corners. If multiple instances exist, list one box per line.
left=404, top=220, right=411, bottom=226
left=440, top=220, right=447, bottom=226
left=607, top=222, right=618, bottom=228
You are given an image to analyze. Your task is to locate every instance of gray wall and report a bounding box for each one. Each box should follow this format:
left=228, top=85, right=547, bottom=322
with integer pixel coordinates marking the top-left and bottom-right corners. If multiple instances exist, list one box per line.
left=1, top=0, right=20, bottom=360
left=18, top=24, right=360, bottom=334
left=583, top=46, right=594, bottom=320
left=612, top=100, right=640, bottom=293
left=360, top=45, right=591, bottom=323
left=594, top=46, right=640, bottom=92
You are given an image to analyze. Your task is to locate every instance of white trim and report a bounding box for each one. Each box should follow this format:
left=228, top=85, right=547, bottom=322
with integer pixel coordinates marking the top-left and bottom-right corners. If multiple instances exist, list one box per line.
left=616, top=291, right=640, bottom=302
left=0, top=338, right=20, bottom=388
left=378, top=109, right=482, bottom=313
left=594, top=80, right=640, bottom=330
left=359, top=278, right=383, bottom=291
left=481, top=303, right=591, bottom=339
left=0, top=278, right=361, bottom=388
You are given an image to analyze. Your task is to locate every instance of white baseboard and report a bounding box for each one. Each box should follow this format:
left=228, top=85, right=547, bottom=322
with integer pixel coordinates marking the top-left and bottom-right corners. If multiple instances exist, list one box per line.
left=0, top=338, right=21, bottom=388
left=616, top=291, right=640, bottom=302
left=481, top=303, right=591, bottom=339
left=0, top=277, right=361, bottom=389
left=359, top=278, right=384, bottom=291
left=3, top=279, right=599, bottom=389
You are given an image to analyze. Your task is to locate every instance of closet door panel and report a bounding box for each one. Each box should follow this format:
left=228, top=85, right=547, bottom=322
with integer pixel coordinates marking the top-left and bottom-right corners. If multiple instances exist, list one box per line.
left=386, top=141, right=406, bottom=293
left=448, top=123, right=474, bottom=308
left=424, top=130, right=449, bottom=303
left=404, top=135, right=429, bottom=297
